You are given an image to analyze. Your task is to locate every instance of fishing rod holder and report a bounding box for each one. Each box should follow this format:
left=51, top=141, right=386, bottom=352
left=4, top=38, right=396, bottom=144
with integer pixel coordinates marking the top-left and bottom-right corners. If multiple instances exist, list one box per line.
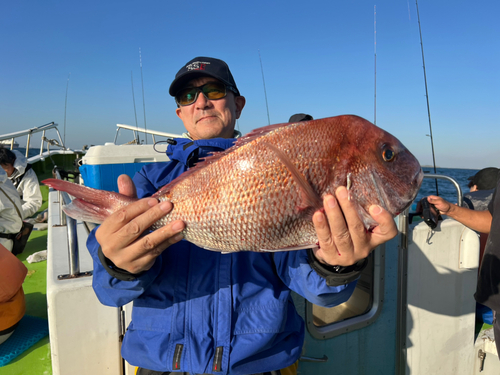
left=52, top=169, right=92, bottom=280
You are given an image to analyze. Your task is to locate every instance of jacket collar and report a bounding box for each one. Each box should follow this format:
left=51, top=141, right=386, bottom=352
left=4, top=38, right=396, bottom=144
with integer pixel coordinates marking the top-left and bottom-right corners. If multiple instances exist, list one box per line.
left=166, top=137, right=236, bottom=167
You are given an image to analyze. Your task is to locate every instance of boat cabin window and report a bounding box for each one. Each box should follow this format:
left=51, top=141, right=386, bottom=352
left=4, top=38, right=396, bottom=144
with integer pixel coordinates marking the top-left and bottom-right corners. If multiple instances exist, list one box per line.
left=305, top=245, right=385, bottom=339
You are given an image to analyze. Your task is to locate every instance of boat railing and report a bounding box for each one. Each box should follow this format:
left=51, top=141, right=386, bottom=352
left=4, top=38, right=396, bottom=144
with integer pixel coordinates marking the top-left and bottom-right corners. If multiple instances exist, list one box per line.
left=114, top=123, right=181, bottom=144
left=0, top=121, right=68, bottom=158
left=422, top=173, right=464, bottom=206
left=53, top=169, right=92, bottom=280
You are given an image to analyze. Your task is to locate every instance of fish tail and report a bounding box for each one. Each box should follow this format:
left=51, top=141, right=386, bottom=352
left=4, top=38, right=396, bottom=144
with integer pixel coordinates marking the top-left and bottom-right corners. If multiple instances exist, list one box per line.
left=42, top=178, right=136, bottom=223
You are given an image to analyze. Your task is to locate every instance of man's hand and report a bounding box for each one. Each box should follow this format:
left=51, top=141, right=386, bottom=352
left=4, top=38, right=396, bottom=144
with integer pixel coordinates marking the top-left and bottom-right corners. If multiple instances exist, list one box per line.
left=427, top=195, right=492, bottom=233
left=95, top=174, right=185, bottom=274
left=426, top=195, right=454, bottom=215
left=312, top=186, right=398, bottom=267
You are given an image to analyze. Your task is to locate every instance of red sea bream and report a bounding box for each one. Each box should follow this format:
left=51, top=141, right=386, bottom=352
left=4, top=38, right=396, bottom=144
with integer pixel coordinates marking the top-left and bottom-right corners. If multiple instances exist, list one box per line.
left=43, top=115, right=423, bottom=252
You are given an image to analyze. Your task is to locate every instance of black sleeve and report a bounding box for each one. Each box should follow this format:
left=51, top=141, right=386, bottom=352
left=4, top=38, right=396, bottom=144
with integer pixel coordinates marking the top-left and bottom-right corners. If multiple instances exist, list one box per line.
left=489, top=187, right=497, bottom=216
left=98, top=246, right=144, bottom=281
left=307, top=248, right=368, bottom=287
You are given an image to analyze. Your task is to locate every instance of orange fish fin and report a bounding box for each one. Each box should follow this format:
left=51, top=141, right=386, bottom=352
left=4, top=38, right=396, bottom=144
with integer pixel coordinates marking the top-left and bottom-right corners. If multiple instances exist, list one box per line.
left=62, top=199, right=110, bottom=224
left=232, top=122, right=293, bottom=148
left=42, top=178, right=136, bottom=222
left=260, top=244, right=319, bottom=252
left=262, top=143, right=323, bottom=212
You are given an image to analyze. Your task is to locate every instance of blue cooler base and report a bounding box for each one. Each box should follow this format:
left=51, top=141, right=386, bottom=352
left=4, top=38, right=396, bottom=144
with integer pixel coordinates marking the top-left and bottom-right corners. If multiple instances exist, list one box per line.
left=80, top=163, right=152, bottom=192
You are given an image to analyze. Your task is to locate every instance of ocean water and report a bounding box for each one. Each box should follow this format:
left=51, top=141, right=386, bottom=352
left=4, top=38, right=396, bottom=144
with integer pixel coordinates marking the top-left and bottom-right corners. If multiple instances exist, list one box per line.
left=415, top=167, right=479, bottom=206
left=15, top=147, right=43, bottom=158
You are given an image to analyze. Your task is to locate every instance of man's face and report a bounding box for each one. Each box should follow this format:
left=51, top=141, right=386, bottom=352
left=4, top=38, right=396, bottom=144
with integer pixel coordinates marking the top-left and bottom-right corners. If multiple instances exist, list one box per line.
left=0, top=163, right=15, bottom=177
left=175, top=76, right=245, bottom=140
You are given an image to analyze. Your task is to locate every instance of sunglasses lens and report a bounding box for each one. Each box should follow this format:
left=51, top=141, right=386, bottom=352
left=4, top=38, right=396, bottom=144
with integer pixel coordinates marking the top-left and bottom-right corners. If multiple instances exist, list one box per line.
left=176, top=88, right=199, bottom=106
left=203, top=82, right=226, bottom=100
left=176, top=82, right=227, bottom=106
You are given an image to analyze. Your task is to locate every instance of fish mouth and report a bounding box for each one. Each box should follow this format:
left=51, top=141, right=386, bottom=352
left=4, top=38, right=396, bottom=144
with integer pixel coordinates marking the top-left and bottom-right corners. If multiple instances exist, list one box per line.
left=369, top=166, right=424, bottom=216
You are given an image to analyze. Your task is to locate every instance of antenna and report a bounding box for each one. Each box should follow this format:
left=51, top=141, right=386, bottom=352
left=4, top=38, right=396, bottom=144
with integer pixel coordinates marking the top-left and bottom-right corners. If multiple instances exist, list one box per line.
left=63, top=73, right=71, bottom=147
left=139, top=48, right=148, bottom=144
left=374, top=5, right=377, bottom=125
left=258, top=50, right=271, bottom=125
left=131, top=71, right=140, bottom=144
left=416, top=0, right=439, bottom=195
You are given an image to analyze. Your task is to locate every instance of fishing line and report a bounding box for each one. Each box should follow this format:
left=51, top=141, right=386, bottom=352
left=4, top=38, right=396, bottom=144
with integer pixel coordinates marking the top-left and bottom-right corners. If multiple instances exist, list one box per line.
left=139, top=48, right=148, bottom=144
left=131, top=71, right=140, bottom=144
left=416, top=0, right=439, bottom=195
left=258, top=50, right=271, bottom=125
left=63, top=73, right=70, bottom=147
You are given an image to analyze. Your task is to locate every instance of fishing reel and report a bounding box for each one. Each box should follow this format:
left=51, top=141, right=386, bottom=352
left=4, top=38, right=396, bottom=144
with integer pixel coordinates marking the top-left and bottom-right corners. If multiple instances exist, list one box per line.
left=410, top=197, right=442, bottom=229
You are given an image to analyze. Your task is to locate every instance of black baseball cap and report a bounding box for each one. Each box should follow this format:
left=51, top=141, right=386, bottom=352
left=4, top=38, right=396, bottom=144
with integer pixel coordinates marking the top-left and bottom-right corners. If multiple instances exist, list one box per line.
left=289, top=113, right=313, bottom=123
left=169, top=57, right=240, bottom=97
left=468, top=167, right=500, bottom=190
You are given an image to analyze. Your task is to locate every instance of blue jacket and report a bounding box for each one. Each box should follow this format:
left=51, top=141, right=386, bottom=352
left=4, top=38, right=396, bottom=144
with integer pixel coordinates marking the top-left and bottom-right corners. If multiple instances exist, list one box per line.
left=86, top=137, right=360, bottom=374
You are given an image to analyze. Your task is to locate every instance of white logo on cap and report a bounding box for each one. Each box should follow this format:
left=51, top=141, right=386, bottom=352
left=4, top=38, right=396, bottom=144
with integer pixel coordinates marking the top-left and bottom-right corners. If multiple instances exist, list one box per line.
left=185, top=61, right=211, bottom=71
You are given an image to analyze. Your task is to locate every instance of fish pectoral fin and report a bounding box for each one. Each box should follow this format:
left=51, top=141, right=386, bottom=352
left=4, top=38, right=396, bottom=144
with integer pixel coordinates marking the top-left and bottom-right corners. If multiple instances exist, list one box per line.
left=62, top=199, right=109, bottom=224
left=260, top=244, right=319, bottom=252
left=262, top=143, right=323, bottom=212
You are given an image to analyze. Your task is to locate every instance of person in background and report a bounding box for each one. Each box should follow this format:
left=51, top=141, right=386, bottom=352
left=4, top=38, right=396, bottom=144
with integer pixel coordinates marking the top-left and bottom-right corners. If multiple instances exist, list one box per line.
left=86, top=56, right=398, bottom=375
left=0, top=243, right=27, bottom=344
left=461, top=167, right=500, bottom=325
left=0, top=148, right=42, bottom=219
left=427, top=179, right=500, bottom=358
left=463, top=167, right=500, bottom=211
left=288, top=113, right=313, bottom=122
left=0, top=168, right=23, bottom=252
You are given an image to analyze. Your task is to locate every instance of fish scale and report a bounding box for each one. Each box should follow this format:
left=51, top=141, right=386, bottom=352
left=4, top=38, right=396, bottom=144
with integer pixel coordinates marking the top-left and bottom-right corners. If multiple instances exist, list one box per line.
left=43, top=115, right=423, bottom=253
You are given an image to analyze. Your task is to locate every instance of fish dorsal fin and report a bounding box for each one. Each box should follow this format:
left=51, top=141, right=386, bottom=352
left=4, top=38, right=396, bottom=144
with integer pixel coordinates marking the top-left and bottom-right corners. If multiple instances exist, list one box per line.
left=232, top=122, right=292, bottom=148
left=153, top=122, right=295, bottom=198
left=262, top=142, right=323, bottom=212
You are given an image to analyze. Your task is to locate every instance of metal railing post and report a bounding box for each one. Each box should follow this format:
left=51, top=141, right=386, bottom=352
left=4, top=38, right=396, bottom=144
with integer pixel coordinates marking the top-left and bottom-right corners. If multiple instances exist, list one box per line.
left=66, top=216, right=80, bottom=276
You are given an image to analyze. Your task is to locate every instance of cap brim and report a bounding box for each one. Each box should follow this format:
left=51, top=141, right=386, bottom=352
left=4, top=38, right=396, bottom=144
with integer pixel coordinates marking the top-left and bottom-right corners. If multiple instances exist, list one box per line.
left=169, top=71, right=212, bottom=96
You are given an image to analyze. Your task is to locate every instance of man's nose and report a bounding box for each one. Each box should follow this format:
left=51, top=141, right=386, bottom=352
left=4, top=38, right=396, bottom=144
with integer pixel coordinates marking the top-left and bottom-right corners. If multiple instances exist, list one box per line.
left=194, top=91, right=212, bottom=109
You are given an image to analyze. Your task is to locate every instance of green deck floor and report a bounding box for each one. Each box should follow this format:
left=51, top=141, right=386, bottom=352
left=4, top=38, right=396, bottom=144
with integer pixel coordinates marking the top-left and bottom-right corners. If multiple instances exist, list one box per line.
left=2, top=186, right=52, bottom=375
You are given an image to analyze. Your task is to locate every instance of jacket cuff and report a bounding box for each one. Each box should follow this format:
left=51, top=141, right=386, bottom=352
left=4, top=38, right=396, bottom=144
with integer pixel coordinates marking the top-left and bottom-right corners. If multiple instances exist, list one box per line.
left=98, top=246, right=143, bottom=281
left=307, top=248, right=368, bottom=287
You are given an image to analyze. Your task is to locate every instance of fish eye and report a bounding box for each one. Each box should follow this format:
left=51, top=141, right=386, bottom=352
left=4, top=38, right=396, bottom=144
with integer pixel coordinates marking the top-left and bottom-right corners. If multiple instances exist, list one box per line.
left=382, top=147, right=396, bottom=162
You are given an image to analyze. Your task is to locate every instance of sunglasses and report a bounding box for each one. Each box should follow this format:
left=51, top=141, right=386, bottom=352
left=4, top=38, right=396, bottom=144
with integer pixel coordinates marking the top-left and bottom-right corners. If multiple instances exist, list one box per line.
left=175, top=82, right=238, bottom=106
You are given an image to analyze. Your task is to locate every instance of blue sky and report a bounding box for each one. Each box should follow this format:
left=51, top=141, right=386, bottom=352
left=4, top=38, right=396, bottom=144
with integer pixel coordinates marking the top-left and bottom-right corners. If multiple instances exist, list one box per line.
left=1, top=0, right=499, bottom=169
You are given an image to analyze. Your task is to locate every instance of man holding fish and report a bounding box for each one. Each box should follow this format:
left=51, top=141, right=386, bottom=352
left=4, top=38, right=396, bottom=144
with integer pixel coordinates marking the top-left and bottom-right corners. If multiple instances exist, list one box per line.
left=47, top=57, right=422, bottom=374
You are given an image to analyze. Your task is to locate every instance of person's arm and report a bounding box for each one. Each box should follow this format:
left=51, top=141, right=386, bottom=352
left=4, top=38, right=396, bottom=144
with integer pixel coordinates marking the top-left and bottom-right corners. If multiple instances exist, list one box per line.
left=87, top=227, right=166, bottom=307
left=18, top=170, right=42, bottom=219
left=427, top=195, right=492, bottom=233
left=274, top=249, right=359, bottom=307
left=87, top=174, right=186, bottom=306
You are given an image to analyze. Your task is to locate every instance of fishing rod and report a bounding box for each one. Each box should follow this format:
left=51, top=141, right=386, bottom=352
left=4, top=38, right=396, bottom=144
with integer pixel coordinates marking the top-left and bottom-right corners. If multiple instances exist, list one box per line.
left=258, top=50, right=271, bottom=125
left=415, top=0, right=439, bottom=196
left=63, top=73, right=71, bottom=147
left=139, top=48, right=148, bottom=144
left=131, top=71, right=140, bottom=144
